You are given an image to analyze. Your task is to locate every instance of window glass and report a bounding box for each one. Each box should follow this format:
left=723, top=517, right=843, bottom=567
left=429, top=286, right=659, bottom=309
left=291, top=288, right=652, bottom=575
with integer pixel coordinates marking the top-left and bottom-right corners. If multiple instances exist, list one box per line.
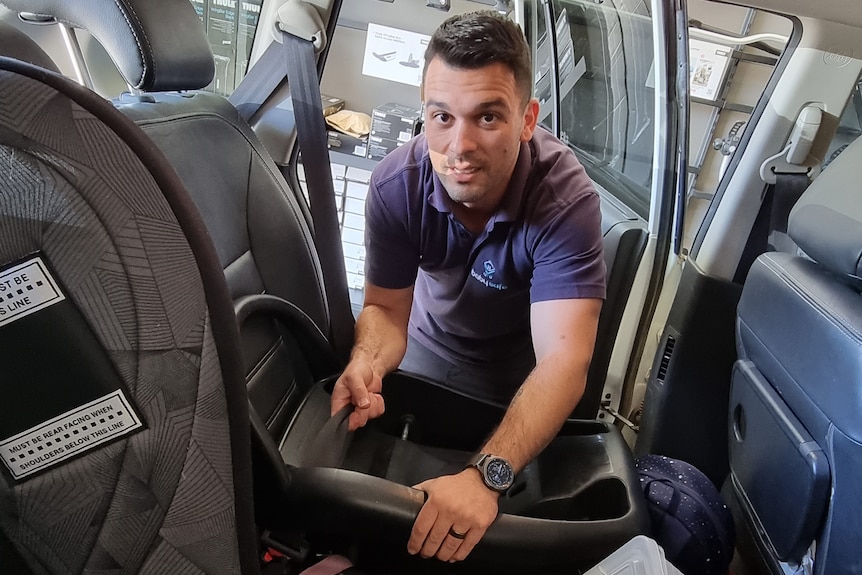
left=188, top=0, right=263, bottom=95
left=525, top=0, right=655, bottom=219
left=824, top=78, right=862, bottom=166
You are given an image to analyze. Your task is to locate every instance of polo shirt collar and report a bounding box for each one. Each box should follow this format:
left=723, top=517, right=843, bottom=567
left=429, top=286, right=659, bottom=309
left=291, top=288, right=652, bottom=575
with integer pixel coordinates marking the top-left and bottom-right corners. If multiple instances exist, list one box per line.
left=427, top=140, right=533, bottom=224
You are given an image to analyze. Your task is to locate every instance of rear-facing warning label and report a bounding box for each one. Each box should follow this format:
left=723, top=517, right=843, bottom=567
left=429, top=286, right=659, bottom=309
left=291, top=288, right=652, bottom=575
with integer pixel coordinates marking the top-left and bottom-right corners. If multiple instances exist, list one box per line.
left=0, top=391, right=142, bottom=479
left=0, top=257, right=65, bottom=328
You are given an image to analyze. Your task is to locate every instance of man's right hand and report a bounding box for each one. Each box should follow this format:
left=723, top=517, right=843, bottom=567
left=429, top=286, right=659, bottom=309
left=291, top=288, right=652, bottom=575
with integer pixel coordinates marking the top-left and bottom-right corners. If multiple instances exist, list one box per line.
left=331, top=359, right=386, bottom=431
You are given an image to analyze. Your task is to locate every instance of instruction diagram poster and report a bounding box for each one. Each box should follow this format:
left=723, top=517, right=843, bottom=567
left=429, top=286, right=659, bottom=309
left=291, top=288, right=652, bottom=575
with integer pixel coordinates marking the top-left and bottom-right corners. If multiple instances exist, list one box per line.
left=362, top=23, right=430, bottom=87
left=689, top=38, right=732, bottom=101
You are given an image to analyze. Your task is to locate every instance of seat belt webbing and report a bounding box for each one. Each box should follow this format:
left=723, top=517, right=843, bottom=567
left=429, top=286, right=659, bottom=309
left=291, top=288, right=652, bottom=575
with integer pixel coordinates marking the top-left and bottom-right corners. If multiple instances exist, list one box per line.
left=734, top=171, right=810, bottom=282
left=228, top=40, right=285, bottom=123
left=767, top=172, right=809, bottom=252
left=229, top=34, right=355, bottom=365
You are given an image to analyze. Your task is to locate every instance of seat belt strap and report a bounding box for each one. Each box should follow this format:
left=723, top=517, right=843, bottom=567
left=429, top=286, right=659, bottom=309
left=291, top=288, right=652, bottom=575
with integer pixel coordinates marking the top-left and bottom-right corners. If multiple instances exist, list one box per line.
left=734, top=171, right=810, bottom=282
left=229, top=41, right=285, bottom=124
left=229, top=33, right=355, bottom=364
left=280, top=31, right=354, bottom=364
left=767, top=172, right=809, bottom=252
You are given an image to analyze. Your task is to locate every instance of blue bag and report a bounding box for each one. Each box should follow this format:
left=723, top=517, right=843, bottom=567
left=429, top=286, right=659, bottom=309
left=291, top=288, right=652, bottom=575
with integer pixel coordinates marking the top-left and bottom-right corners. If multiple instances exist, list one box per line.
left=635, top=454, right=735, bottom=575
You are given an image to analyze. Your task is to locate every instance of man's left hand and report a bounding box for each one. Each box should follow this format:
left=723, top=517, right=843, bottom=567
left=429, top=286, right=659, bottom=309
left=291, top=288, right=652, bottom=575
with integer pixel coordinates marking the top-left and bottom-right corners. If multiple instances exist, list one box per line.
left=408, top=469, right=499, bottom=562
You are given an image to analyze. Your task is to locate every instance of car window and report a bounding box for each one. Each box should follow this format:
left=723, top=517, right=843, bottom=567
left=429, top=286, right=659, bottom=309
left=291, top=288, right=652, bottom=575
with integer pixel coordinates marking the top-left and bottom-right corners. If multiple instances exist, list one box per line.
left=188, top=0, right=262, bottom=95
left=824, top=78, right=862, bottom=167
left=524, top=0, right=655, bottom=219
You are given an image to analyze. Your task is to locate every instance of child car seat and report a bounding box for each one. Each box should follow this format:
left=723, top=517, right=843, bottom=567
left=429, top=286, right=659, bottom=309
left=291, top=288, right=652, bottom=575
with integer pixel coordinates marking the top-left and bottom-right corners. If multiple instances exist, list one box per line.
left=0, top=39, right=258, bottom=573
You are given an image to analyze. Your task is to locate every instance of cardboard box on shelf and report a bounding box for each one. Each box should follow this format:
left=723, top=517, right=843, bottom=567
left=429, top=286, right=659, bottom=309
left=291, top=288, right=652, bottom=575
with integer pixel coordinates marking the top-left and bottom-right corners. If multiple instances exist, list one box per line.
left=327, top=130, right=368, bottom=158
left=342, top=242, right=366, bottom=262
left=371, top=102, right=423, bottom=143
left=366, top=134, right=404, bottom=160
left=321, top=94, right=346, bottom=117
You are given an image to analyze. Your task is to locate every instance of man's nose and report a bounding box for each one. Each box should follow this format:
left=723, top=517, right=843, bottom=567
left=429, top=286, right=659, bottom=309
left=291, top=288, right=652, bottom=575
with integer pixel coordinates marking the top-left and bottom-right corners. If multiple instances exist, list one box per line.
left=450, top=121, right=478, bottom=156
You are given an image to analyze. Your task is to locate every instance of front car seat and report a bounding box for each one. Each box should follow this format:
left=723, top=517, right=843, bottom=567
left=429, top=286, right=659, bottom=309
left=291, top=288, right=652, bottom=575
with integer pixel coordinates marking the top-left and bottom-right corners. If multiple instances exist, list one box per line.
left=729, top=136, right=862, bottom=575
left=0, top=34, right=259, bottom=573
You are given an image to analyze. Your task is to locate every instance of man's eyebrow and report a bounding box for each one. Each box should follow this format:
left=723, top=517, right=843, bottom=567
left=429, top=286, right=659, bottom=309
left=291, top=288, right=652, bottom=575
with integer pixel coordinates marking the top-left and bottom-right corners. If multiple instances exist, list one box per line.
left=475, top=98, right=508, bottom=111
left=424, top=99, right=449, bottom=110
left=424, top=98, right=509, bottom=112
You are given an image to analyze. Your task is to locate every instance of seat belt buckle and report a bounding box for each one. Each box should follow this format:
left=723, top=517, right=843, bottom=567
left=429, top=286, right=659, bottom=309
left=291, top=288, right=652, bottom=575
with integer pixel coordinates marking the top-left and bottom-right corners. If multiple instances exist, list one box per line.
left=262, top=529, right=310, bottom=563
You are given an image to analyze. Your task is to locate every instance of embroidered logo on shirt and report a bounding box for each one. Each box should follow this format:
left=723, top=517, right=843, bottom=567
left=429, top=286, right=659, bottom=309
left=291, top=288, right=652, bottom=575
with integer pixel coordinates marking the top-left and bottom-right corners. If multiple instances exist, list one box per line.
left=471, top=260, right=507, bottom=291
left=483, top=260, right=496, bottom=278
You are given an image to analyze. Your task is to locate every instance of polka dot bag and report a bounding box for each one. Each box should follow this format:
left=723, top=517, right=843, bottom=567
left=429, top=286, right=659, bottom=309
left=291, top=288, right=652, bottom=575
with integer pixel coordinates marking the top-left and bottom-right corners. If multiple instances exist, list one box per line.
left=634, top=454, right=735, bottom=575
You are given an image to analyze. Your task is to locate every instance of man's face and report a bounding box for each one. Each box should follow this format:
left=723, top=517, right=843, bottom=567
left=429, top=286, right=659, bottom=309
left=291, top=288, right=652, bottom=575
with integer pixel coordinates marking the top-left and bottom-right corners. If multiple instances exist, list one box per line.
left=422, top=57, right=538, bottom=213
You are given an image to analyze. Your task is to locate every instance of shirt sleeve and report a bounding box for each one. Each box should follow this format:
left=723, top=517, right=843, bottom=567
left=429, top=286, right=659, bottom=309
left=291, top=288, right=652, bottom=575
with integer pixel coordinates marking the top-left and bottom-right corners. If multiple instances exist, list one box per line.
left=364, top=177, right=420, bottom=289
left=529, top=187, right=607, bottom=303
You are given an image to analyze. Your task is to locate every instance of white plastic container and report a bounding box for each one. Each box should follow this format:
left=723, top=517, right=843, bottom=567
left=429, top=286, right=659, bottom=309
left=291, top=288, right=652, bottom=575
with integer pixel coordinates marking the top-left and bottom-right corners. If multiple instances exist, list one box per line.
left=584, top=535, right=684, bottom=575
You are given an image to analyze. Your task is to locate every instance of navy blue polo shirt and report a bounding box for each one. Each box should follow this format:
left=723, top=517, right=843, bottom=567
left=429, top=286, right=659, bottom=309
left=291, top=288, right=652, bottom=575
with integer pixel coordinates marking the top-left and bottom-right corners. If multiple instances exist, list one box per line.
left=365, top=127, right=606, bottom=388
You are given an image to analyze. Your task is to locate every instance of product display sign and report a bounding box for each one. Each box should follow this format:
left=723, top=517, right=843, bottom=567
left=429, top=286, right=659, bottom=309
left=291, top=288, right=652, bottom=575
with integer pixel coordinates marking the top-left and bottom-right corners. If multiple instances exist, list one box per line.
left=689, top=38, right=732, bottom=102
left=207, top=0, right=238, bottom=95
left=235, top=0, right=262, bottom=86
left=362, top=23, right=430, bottom=87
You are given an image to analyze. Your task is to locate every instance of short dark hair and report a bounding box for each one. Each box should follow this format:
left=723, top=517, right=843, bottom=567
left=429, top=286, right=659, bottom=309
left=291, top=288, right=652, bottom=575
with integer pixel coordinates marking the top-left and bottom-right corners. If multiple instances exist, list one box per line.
left=423, top=11, right=533, bottom=105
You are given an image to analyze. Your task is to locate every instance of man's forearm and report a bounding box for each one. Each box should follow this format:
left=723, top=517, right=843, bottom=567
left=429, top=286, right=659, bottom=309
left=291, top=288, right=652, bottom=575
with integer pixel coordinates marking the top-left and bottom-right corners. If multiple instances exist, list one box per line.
left=352, top=304, right=409, bottom=376
left=481, top=351, right=587, bottom=471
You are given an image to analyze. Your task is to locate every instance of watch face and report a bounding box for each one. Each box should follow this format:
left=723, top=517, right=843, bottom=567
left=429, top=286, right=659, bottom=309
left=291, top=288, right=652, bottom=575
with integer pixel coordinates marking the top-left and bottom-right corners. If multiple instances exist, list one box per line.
left=485, top=457, right=514, bottom=490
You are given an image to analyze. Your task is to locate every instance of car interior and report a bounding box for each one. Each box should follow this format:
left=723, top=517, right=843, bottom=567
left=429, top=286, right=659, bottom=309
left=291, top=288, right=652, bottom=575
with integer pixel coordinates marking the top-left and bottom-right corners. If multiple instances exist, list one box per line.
left=0, top=0, right=861, bottom=574
left=0, top=1, right=650, bottom=573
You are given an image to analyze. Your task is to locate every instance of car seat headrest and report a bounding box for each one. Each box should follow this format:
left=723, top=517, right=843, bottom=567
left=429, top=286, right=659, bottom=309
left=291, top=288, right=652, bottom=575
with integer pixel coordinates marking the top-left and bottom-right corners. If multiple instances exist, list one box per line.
left=0, top=20, right=61, bottom=73
left=789, top=136, right=862, bottom=289
left=0, top=0, right=214, bottom=91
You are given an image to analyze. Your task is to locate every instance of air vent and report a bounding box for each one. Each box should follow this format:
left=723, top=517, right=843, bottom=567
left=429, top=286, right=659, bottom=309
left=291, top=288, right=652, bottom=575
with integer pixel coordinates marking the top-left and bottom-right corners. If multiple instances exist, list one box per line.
left=656, top=335, right=676, bottom=382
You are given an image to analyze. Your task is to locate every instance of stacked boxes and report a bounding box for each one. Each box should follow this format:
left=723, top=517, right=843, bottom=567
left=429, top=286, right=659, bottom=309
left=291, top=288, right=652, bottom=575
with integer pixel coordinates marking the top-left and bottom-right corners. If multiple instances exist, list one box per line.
left=367, top=102, right=423, bottom=160
left=330, top=163, right=346, bottom=226
left=340, top=166, right=372, bottom=298
left=295, top=161, right=346, bottom=223
left=324, top=95, right=366, bottom=157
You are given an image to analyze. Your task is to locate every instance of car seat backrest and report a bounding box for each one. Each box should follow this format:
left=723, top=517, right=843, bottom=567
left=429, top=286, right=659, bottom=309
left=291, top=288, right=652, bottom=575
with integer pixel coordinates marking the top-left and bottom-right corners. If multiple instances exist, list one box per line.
left=731, top=136, right=862, bottom=571
left=0, top=44, right=257, bottom=575
left=788, top=145, right=862, bottom=286
left=1, top=0, right=214, bottom=91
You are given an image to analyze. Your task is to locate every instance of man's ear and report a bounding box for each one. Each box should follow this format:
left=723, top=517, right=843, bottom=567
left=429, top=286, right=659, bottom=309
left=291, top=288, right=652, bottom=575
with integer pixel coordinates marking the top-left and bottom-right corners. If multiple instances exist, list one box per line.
left=520, top=98, right=540, bottom=142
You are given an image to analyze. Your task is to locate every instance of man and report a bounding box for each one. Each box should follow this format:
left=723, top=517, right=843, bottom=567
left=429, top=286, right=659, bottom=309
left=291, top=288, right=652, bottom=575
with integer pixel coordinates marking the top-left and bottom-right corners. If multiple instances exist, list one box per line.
left=330, top=10, right=605, bottom=564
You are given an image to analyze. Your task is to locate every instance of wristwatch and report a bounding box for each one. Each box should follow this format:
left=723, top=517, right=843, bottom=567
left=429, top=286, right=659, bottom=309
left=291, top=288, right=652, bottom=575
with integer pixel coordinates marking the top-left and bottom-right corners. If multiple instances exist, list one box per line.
left=467, top=453, right=515, bottom=493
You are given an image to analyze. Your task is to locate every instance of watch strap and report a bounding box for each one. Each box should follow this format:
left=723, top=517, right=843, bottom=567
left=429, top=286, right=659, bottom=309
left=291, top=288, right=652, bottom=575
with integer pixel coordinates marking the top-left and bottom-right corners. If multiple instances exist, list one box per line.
left=466, top=453, right=487, bottom=469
